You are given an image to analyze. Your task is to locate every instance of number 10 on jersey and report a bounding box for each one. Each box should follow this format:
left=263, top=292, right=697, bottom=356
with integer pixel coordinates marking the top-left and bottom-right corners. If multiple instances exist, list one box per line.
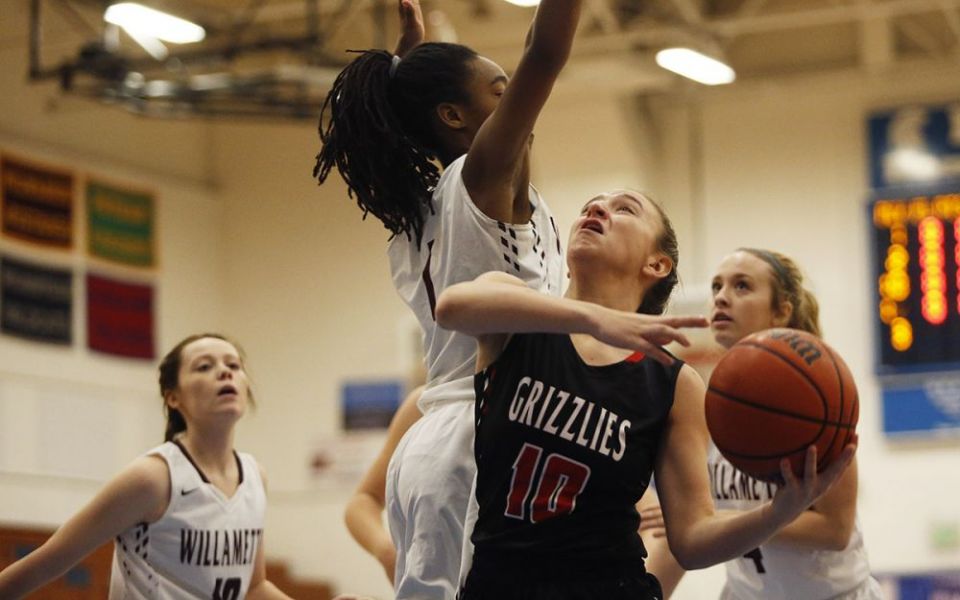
left=505, top=443, right=592, bottom=523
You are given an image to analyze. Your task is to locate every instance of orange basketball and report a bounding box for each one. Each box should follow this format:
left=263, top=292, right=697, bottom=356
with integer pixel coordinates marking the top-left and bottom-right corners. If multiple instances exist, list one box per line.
left=705, top=328, right=858, bottom=483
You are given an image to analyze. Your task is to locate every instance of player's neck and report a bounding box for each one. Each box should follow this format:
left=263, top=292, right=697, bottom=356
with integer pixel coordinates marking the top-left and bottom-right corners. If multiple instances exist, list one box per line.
left=178, top=428, right=236, bottom=474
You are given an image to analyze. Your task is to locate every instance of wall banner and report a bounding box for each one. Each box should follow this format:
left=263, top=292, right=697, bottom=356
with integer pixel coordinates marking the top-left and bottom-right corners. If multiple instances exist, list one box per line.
left=0, top=154, right=74, bottom=248
left=86, top=273, right=154, bottom=359
left=86, top=179, right=155, bottom=268
left=0, top=255, right=73, bottom=344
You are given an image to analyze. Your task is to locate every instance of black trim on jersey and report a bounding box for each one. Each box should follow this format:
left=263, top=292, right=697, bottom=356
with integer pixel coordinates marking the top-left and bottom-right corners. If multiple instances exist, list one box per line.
left=172, top=439, right=244, bottom=485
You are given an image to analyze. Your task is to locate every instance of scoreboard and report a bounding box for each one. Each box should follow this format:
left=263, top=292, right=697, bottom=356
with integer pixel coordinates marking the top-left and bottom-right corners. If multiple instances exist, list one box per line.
left=871, top=190, right=960, bottom=372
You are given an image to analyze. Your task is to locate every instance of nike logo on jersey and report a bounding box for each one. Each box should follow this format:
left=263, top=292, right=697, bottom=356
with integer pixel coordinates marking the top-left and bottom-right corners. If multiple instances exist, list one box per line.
left=181, top=487, right=199, bottom=496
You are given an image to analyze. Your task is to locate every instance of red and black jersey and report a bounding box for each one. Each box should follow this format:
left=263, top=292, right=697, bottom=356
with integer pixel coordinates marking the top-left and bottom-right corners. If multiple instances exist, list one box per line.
left=470, top=332, right=682, bottom=580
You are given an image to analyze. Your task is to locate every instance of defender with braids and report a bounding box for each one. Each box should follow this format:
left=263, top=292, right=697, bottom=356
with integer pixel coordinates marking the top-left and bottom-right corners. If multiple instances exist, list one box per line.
left=317, top=2, right=578, bottom=597
left=640, top=248, right=880, bottom=600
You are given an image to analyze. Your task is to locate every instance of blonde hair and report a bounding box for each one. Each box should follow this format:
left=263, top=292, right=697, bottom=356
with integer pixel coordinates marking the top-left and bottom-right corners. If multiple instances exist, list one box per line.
left=739, top=248, right=821, bottom=337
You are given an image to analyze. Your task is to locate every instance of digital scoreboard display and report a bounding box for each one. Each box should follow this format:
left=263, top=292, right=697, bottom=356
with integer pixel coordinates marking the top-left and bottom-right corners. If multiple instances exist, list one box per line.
left=871, top=191, right=960, bottom=372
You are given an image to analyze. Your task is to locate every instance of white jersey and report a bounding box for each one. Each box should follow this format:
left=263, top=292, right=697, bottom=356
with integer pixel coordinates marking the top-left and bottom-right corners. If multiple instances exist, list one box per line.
left=109, top=441, right=266, bottom=600
left=388, top=154, right=565, bottom=414
left=708, top=444, right=879, bottom=600
left=385, top=154, right=564, bottom=599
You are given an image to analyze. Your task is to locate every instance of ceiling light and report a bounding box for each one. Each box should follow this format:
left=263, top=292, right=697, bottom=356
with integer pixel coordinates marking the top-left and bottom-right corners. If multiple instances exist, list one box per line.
left=655, top=47, right=735, bottom=86
left=104, top=3, right=205, bottom=44
left=503, top=0, right=541, bottom=6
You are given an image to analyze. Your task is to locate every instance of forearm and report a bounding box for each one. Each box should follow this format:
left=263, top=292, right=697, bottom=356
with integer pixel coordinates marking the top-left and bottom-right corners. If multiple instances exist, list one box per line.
left=670, top=503, right=789, bottom=569
left=344, top=493, right=395, bottom=562
left=0, top=539, right=77, bottom=599
left=526, top=0, right=583, bottom=70
left=769, top=509, right=854, bottom=551
left=437, top=281, right=596, bottom=337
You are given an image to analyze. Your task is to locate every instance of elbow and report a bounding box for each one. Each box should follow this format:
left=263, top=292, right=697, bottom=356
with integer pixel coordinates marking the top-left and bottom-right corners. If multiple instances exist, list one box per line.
left=436, top=284, right=482, bottom=333
left=667, top=537, right=710, bottom=571
left=672, top=551, right=710, bottom=571
left=434, top=290, right=463, bottom=331
left=824, top=524, right=854, bottom=552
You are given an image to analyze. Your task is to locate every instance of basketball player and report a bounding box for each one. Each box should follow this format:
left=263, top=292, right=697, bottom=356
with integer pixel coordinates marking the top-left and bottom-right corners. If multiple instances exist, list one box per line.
left=435, top=194, right=857, bottom=600
left=641, top=248, right=882, bottom=600
left=315, top=1, right=580, bottom=596
left=0, top=334, right=292, bottom=600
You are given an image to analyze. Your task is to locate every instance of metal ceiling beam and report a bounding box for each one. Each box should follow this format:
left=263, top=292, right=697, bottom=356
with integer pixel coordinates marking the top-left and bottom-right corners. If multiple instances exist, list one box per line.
left=613, top=0, right=960, bottom=40
left=668, top=0, right=703, bottom=24
left=940, top=0, right=960, bottom=48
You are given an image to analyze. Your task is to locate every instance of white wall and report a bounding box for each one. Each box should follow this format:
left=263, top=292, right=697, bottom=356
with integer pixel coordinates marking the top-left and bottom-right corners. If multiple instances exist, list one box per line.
left=0, top=131, right=227, bottom=523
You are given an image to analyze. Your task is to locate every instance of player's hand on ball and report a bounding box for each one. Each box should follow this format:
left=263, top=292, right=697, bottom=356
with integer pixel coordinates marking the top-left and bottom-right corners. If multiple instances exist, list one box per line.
left=770, top=438, right=858, bottom=523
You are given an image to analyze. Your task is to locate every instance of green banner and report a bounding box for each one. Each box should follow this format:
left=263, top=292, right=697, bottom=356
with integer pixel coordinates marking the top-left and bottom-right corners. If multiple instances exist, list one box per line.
left=86, top=179, right=155, bottom=267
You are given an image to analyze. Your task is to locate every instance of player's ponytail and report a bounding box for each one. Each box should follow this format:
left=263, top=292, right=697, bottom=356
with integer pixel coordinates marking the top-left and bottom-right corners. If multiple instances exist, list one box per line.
left=314, top=42, right=478, bottom=245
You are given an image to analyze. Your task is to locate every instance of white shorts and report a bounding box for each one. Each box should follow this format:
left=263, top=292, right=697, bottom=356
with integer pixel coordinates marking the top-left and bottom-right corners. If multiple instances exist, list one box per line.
left=719, top=576, right=884, bottom=600
left=387, top=400, right=476, bottom=600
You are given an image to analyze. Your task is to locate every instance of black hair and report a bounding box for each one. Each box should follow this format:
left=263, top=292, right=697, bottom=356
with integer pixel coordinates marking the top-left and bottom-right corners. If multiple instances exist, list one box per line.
left=314, top=42, right=480, bottom=245
left=158, top=333, right=254, bottom=442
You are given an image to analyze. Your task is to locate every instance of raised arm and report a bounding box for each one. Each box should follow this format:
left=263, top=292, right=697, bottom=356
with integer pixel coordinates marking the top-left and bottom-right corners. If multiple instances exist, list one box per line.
left=394, top=0, right=425, bottom=58
left=344, top=386, right=424, bottom=583
left=0, top=456, right=169, bottom=599
left=653, top=367, right=857, bottom=569
left=436, top=271, right=708, bottom=366
left=461, top=0, right=583, bottom=222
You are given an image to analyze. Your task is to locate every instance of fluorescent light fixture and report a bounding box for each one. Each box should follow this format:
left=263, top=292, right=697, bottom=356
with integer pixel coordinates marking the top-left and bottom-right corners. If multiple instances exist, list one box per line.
left=123, top=27, right=168, bottom=60
left=503, top=0, right=541, bottom=6
left=104, top=3, right=205, bottom=44
left=655, top=47, right=735, bottom=86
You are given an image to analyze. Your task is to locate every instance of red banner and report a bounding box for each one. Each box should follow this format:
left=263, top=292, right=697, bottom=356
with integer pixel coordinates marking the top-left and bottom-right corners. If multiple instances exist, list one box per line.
left=86, top=273, right=154, bottom=359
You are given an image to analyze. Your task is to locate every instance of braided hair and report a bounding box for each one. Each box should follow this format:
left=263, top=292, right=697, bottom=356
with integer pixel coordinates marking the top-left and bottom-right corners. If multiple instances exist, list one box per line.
left=314, top=42, right=479, bottom=245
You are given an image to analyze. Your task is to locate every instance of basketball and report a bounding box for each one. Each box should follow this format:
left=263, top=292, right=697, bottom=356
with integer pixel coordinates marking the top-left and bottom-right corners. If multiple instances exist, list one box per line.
left=705, top=328, right=858, bottom=483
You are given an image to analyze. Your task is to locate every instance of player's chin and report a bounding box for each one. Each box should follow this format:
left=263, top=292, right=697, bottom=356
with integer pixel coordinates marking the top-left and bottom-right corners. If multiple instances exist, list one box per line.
left=710, top=324, right=737, bottom=348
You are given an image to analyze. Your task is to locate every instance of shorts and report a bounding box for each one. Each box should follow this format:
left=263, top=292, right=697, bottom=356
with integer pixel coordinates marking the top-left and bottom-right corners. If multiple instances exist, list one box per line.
left=387, top=400, right=477, bottom=600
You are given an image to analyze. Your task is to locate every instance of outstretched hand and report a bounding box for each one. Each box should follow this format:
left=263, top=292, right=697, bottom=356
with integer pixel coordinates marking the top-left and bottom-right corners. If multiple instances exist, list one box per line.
left=592, top=308, right=709, bottom=365
left=770, top=438, right=858, bottom=524
left=394, top=0, right=425, bottom=58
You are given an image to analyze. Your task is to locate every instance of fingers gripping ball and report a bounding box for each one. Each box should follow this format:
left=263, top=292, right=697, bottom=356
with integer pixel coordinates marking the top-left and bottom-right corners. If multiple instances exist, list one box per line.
left=705, top=328, right=859, bottom=483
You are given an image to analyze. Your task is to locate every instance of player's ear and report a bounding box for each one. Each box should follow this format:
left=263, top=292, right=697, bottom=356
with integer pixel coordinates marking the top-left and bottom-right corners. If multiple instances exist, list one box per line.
left=772, top=300, right=793, bottom=327
left=642, top=253, right=673, bottom=281
left=436, top=103, right=468, bottom=131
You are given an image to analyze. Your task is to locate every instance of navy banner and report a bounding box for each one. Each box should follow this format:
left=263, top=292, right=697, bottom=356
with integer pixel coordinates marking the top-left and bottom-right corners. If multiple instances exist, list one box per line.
left=0, top=255, right=73, bottom=344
